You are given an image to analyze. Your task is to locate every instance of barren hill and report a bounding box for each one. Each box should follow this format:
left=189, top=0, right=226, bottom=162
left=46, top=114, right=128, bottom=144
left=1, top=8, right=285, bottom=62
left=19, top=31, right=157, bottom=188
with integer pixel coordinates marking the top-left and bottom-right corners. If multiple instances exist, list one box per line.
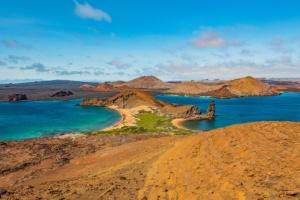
left=81, top=91, right=166, bottom=108
left=80, top=91, right=211, bottom=119
left=124, top=76, right=169, bottom=89
left=168, top=76, right=278, bottom=98
left=226, top=76, right=277, bottom=97
left=167, top=81, right=221, bottom=95
left=139, top=121, right=300, bottom=199
left=1, top=122, right=299, bottom=199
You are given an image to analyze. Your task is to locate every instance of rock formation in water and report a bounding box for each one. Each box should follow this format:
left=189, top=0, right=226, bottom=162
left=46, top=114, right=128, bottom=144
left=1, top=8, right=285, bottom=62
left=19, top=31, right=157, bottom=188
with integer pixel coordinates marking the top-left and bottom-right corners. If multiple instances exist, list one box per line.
left=8, top=94, right=27, bottom=102
left=50, top=91, right=73, bottom=97
left=206, top=101, right=215, bottom=119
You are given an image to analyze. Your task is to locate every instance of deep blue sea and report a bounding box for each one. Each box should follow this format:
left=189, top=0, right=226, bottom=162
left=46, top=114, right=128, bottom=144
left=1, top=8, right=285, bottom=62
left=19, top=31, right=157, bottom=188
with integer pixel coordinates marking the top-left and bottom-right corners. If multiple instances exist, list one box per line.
left=0, top=99, right=121, bottom=141
left=156, top=92, right=300, bottom=131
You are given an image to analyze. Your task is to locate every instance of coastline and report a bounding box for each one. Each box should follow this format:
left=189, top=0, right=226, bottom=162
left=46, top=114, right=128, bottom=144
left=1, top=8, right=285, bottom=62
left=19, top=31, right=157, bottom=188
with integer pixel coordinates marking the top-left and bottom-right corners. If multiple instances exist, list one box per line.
left=171, top=118, right=189, bottom=130
left=102, top=105, right=153, bottom=131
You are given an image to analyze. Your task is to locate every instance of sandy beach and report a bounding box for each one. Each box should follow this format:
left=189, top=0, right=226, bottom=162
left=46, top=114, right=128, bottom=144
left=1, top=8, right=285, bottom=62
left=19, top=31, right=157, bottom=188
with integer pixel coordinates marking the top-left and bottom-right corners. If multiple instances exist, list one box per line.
left=103, top=105, right=153, bottom=131
left=171, top=118, right=189, bottom=130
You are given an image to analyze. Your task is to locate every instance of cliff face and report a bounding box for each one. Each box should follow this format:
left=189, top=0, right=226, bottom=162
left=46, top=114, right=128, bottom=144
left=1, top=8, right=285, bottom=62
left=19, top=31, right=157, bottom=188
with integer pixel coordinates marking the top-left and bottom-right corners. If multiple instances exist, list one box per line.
left=161, top=105, right=201, bottom=119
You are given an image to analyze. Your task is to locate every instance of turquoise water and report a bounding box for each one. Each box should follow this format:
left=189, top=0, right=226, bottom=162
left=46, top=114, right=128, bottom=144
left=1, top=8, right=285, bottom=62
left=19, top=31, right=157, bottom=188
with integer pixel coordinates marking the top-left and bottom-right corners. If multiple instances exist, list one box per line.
left=156, top=92, right=300, bottom=131
left=0, top=99, right=121, bottom=141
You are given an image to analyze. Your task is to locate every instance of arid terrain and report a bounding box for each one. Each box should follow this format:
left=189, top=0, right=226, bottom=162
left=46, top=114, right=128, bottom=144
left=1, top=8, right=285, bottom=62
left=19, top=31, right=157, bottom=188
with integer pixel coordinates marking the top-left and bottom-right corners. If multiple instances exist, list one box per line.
left=1, top=122, right=299, bottom=199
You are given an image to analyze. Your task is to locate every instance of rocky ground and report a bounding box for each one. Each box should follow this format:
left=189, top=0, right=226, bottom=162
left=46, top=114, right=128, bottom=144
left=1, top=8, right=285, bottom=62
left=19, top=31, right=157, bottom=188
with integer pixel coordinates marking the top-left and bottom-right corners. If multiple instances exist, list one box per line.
left=0, top=122, right=299, bottom=200
left=0, top=134, right=179, bottom=200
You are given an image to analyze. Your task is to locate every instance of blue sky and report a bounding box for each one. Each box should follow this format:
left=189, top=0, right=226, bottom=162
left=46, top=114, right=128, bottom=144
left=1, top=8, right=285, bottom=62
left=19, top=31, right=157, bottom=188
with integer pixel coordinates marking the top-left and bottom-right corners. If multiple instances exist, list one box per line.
left=0, top=0, right=300, bottom=82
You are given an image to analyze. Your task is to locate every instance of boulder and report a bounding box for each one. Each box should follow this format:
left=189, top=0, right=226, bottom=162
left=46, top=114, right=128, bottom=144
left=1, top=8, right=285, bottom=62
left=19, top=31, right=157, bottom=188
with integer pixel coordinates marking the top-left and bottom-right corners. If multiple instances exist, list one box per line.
left=8, top=94, right=27, bottom=102
left=50, top=91, right=73, bottom=97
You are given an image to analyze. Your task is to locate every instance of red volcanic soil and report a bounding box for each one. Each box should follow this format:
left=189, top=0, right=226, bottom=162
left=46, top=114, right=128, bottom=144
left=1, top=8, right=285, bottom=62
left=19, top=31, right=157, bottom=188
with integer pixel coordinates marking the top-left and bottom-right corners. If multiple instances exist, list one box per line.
left=1, top=122, right=299, bottom=199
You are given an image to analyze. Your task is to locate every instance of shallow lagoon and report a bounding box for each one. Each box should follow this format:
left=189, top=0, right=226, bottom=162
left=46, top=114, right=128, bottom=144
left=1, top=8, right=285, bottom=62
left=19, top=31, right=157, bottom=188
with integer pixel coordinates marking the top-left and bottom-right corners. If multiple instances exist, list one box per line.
left=0, top=99, right=121, bottom=141
left=156, top=92, right=300, bottom=131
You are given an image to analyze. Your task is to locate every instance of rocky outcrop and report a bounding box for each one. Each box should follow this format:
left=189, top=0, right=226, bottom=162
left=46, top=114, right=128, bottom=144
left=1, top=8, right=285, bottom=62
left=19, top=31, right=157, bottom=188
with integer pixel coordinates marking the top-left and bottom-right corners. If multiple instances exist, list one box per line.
left=50, top=91, right=73, bottom=97
left=184, top=101, right=215, bottom=121
left=8, top=94, right=27, bottom=102
left=79, top=98, right=104, bottom=106
left=206, top=101, right=215, bottom=119
left=161, top=105, right=201, bottom=119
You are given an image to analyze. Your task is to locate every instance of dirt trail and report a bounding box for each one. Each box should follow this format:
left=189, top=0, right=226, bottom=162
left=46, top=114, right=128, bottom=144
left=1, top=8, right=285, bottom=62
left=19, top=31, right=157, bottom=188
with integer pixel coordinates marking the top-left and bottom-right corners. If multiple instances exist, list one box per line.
left=139, top=122, right=300, bottom=200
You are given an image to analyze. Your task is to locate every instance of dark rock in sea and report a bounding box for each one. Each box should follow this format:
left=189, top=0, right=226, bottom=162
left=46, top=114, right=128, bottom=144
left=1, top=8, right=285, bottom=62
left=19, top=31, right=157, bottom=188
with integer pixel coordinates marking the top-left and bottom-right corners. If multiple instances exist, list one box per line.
left=50, top=91, right=74, bottom=97
left=8, top=94, right=28, bottom=102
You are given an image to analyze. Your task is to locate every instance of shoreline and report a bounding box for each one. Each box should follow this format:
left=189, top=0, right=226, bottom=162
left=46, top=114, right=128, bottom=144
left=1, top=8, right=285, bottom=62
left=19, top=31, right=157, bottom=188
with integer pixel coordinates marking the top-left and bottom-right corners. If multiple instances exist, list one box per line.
left=171, top=118, right=190, bottom=130
left=102, top=105, right=153, bottom=131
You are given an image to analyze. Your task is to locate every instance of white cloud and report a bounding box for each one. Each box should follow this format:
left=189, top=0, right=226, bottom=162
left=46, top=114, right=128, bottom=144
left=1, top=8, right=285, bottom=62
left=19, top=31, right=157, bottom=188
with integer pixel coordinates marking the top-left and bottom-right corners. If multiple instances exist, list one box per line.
left=192, top=31, right=228, bottom=48
left=0, top=39, right=30, bottom=49
left=269, top=38, right=292, bottom=54
left=107, top=59, right=129, bottom=69
left=74, top=0, right=111, bottom=22
left=153, top=58, right=300, bottom=80
left=191, top=31, right=244, bottom=49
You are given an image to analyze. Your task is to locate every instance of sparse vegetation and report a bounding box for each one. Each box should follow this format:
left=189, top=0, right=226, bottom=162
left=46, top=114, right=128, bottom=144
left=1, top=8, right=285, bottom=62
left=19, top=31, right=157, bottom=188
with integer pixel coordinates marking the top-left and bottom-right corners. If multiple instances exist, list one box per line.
left=88, top=111, right=192, bottom=135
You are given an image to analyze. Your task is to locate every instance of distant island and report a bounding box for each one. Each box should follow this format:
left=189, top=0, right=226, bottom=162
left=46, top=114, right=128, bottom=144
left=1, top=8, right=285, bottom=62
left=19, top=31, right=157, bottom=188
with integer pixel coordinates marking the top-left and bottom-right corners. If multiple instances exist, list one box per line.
left=2, top=75, right=300, bottom=102
left=80, top=75, right=280, bottom=98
